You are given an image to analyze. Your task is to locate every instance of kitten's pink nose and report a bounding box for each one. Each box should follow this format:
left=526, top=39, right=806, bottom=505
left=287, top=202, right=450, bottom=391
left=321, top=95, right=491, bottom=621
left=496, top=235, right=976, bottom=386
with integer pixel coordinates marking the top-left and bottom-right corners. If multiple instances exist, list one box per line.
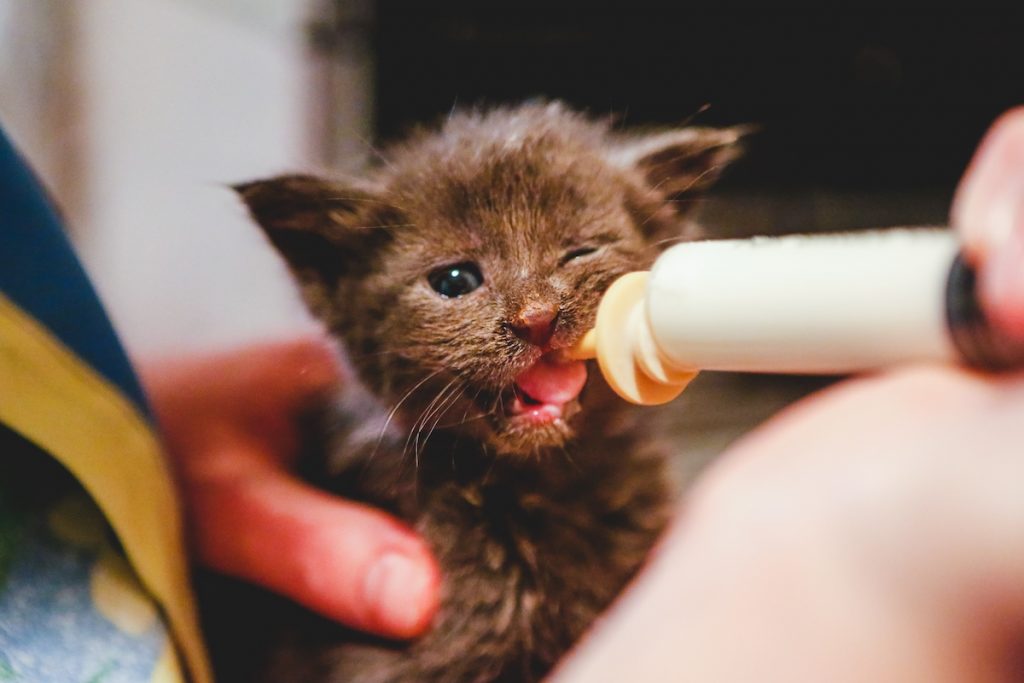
left=510, top=306, right=560, bottom=348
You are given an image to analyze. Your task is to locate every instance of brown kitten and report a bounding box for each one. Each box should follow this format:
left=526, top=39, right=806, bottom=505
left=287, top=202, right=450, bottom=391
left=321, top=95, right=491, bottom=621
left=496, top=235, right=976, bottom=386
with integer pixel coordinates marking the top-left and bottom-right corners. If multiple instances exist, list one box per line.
left=232, top=102, right=741, bottom=682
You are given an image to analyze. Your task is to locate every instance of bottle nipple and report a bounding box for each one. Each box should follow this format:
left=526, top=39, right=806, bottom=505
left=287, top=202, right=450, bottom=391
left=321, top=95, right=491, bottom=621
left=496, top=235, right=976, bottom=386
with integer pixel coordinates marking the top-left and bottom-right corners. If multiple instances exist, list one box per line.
left=565, top=272, right=697, bottom=405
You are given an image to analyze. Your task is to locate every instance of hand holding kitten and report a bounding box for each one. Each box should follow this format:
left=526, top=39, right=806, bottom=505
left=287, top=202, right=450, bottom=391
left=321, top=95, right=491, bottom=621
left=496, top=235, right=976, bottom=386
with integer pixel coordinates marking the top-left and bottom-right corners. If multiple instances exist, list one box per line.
left=141, top=338, right=440, bottom=640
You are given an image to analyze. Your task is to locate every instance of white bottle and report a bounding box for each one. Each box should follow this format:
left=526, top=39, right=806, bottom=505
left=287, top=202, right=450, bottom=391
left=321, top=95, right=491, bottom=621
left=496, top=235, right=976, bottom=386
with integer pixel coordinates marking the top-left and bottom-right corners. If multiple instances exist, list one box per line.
left=568, top=229, right=1023, bottom=405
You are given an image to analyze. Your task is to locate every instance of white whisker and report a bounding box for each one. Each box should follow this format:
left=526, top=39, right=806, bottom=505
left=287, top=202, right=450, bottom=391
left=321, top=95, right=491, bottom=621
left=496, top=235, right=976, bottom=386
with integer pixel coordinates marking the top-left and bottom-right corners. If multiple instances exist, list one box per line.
left=404, top=376, right=460, bottom=471
left=368, top=369, right=443, bottom=464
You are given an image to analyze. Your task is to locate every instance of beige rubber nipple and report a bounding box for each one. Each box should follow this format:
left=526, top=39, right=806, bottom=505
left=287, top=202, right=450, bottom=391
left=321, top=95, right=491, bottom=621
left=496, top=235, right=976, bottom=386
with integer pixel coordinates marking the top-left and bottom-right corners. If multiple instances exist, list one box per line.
left=566, top=272, right=697, bottom=405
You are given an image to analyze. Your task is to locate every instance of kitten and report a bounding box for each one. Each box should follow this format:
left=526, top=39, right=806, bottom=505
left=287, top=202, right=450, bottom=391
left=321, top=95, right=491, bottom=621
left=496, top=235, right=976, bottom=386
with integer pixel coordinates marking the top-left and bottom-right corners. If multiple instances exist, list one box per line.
left=232, top=102, right=741, bottom=682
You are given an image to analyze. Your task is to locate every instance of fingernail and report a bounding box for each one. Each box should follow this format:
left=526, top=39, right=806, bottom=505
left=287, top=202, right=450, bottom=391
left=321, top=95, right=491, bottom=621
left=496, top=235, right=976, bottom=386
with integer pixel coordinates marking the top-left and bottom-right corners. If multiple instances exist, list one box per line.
left=364, top=550, right=436, bottom=636
left=982, top=196, right=1019, bottom=255
left=981, top=212, right=1024, bottom=340
left=952, top=109, right=1024, bottom=256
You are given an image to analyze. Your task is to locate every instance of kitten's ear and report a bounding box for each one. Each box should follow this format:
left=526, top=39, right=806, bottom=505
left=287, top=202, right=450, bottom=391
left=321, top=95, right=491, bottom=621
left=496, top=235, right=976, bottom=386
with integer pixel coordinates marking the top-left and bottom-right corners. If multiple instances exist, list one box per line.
left=234, top=174, right=392, bottom=322
left=609, top=126, right=748, bottom=214
left=234, top=173, right=390, bottom=280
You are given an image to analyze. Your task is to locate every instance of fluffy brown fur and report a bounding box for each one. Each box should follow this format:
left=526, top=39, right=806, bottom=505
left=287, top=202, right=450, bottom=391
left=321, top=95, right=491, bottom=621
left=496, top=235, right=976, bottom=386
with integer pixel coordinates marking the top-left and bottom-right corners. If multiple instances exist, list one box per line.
left=228, top=102, right=742, bottom=682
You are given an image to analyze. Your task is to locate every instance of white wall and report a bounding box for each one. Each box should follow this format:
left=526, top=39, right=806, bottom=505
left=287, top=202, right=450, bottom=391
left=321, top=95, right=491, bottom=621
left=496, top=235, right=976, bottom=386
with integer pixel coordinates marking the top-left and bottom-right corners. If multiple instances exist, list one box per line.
left=74, top=0, right=322, bottom=357
left=0, top=0, right=76, bottom=202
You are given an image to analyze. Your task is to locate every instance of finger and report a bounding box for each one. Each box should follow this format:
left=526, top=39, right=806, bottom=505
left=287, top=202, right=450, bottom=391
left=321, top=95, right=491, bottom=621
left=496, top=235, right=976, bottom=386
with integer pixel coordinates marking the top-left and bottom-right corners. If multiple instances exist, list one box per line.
left=159, top=337, right=341, bottom=416
left=189, top=461, right=440, bottom=639
left=143, top=337, right=342, bottom=464
left=950, top=109, right=1024, bottom=340
left=952, top=107, right=1024, bottom=260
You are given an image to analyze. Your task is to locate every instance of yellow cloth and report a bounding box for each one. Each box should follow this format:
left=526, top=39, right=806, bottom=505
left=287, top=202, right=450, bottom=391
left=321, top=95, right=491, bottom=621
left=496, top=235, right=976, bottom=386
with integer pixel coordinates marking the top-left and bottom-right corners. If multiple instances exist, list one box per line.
left=0, top=293, right=212, bottom=683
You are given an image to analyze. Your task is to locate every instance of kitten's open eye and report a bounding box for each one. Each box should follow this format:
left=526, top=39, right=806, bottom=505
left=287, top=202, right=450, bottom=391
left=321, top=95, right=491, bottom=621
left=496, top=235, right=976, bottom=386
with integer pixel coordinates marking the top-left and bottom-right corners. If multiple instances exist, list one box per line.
left=428, top=262, right=484, bottom=298
left=560, top=246, right=599, bottom=265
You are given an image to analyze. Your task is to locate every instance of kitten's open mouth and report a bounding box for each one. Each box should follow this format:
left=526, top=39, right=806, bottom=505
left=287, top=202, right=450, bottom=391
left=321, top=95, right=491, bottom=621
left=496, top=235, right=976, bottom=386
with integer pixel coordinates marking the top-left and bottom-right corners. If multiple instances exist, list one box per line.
left=504, top=354, right=588, bottom=425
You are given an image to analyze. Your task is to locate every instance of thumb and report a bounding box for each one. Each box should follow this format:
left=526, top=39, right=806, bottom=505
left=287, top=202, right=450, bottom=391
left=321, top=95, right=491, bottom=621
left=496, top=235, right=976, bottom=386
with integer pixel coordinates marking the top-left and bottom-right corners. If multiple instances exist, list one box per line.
left=951, top=107, right=1024, bottom=340
left=190, top=458, right=440, bottom=639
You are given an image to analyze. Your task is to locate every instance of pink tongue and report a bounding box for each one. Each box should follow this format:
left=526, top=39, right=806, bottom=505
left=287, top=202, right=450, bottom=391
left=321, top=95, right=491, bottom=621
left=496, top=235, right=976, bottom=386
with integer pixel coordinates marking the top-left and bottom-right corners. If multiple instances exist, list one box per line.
left=514, top=356, right=588, bottom=405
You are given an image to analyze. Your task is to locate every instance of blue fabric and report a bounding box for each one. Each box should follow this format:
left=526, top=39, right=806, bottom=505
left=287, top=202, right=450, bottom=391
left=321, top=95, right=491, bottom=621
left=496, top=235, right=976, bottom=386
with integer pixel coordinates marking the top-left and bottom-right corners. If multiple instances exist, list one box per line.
left=0, top=426, right=170, bottom=683
left=0, top=126, right=149, bottom=414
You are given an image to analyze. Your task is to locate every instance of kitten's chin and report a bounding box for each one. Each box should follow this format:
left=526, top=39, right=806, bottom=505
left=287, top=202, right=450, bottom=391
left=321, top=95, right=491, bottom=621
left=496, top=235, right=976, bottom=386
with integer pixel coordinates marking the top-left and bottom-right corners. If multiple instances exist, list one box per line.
left=484, top=396, right=582, bottom=456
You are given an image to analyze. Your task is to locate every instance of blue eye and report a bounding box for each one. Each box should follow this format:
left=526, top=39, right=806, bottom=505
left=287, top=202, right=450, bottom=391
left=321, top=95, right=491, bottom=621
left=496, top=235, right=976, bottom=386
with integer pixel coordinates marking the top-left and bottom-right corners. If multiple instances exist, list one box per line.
left=428, top=262, right=484, bottom=298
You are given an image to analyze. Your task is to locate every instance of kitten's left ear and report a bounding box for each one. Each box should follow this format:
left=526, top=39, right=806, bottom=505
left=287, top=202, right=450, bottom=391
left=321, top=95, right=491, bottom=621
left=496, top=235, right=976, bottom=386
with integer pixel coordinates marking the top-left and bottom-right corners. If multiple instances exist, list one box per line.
left=608, top=126, right=749, bottom=213
left=233, top=173, right=392, bottom=278
left=233, top=174, right=394, bottom=323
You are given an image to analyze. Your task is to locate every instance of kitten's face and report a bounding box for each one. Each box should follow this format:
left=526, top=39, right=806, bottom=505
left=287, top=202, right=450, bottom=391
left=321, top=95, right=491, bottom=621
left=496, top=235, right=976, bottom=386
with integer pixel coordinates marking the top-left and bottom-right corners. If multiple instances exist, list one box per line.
left=356, top=153, right=650, bottom=454
left=238, top=103, right=742, bottom=456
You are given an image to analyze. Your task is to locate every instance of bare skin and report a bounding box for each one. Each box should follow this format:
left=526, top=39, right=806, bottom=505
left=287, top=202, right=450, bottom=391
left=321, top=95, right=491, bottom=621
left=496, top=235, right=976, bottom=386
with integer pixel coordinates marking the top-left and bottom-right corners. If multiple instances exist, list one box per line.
left=553, top=108, right=1024, bottom=682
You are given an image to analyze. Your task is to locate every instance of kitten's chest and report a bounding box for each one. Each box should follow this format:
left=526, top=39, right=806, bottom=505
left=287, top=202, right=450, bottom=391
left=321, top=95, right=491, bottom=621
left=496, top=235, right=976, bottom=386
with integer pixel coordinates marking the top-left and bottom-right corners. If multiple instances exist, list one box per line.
left=409, top=447, right=670, bottom=666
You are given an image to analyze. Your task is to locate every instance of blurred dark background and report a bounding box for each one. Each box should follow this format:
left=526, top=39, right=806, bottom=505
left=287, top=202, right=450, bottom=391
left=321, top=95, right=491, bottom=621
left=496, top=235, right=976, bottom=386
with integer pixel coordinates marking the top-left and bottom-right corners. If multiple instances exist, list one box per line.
left=367, top=5, right=1022, bottom=200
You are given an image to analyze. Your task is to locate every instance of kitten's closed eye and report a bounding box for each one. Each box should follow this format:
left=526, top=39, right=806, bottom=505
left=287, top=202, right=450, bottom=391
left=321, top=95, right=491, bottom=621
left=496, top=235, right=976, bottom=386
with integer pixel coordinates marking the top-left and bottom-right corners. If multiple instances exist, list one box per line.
left=428, top=261, right=484, bottom=298
left=559, top=246, right=600, bottom=265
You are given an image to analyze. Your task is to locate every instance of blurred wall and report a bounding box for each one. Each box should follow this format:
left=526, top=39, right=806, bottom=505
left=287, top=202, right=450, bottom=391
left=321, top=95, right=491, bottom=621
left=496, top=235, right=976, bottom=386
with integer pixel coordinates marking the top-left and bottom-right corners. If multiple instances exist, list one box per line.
left=0, top=0, right=78, bottom=208
left=73, top=0, right=323, bottom=357
left=1, top=0, right=378, bottom=358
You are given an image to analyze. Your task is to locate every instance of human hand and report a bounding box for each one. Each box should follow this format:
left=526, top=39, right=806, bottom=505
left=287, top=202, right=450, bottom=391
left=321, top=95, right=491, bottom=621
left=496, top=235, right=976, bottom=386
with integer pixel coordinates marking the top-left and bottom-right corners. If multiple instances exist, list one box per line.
left=554, top=110, right=1024, bottom=682
left=141, top=338, right=439, bottom=639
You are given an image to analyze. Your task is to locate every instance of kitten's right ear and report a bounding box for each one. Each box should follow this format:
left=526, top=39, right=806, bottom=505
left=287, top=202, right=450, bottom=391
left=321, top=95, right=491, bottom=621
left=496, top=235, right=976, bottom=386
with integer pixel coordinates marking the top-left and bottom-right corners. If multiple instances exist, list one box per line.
left=608, top=126, right=749, bottom=210
left=234, top=173, right=390, bottom=282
